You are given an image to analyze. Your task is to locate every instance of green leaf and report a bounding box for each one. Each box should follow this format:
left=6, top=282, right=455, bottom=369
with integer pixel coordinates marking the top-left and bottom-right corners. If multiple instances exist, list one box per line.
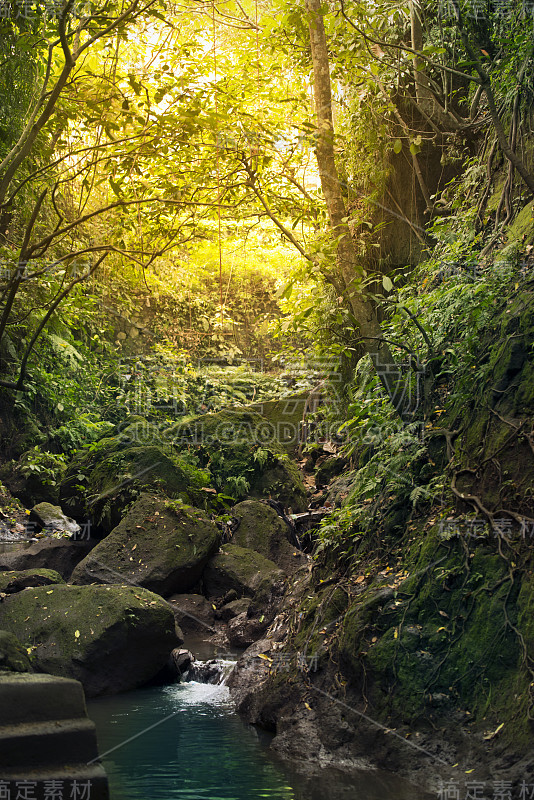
left=382, top=275, right=393, bottom=292
left=393, top=139, right=402, bottom=154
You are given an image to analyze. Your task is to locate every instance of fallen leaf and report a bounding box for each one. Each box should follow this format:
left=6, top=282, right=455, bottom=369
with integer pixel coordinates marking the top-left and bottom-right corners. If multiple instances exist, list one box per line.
left=74, top=630, right=80, bottom=639
left=483, top=722, right=504, bottom=740
left=257, top=653, right=273, bottom=662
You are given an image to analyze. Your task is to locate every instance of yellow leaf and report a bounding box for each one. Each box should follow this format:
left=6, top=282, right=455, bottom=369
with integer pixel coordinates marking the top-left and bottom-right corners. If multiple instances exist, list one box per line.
left=465, top=768, right=474, bottom=774
left=74, top=630, right=80, bottom=639
left=257, top=653, right=273, bottom=662
left=483, top=722, right=504, bottom=740
left=304, top=702, right=312, bottom=711
left=393, top=628, right=398, bottom=639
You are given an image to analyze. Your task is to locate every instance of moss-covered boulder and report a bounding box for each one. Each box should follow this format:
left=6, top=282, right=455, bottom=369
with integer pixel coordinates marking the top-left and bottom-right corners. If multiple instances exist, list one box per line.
left=71, top=493, right=219, bottom=596
left=247, top=393, right=310, bottom=454
left=0, top=630, right=33, bottom=673
left=0, top=539, right=94, bottom=580
left=231, top=499, right=307, bottom=573
left=0, top=584, right=178, bottom=696
left=167, top=410, right=307, bottom=510
left=203, top=544, right=285, bottom=599
left=29, top=502, right=80, bottom=536
left=0, top=568, right=64, bottom=594
left=59, top=420, right=212, bottom=533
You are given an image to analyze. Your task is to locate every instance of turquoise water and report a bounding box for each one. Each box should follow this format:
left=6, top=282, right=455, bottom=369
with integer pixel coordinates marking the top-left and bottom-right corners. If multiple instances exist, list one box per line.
left=87, top=678, right=424, bottom=800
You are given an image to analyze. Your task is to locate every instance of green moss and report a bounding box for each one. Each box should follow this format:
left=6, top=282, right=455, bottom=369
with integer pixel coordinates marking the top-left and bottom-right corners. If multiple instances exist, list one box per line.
left=166, top=409, right=307, bottom=509
left=0, top=630, right=33, bottom=673
left=0, top=584, right=177, bottom=695
left=506, top=203, right=534, bottom=244
left=203, top=543, right=284, bottom=598
left=247, top=393, right=308, bottom=454
left=71, top=492, right=220, bottom=596
left=60, top=425, right=212, bottom=531
left=0, top=569, right=64, bottom=594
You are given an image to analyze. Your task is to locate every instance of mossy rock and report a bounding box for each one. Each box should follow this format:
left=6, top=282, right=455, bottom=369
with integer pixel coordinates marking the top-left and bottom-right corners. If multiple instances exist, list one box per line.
left=59, top=421, right=212, bottom=533
left=30, top=502, right=80, bottom=536
left=167, top=409, right=307, bottom=510
left=71, top=493, right=220, bottom=597
left=231, top=499, right=307, bottom=573
left=247, top=393, right=309, bottom=454
left=0, top=630, right=33, bottom=673
left=0, top=568, right=64, bottom=594
left=0, top=584, right=177, bottom=696
left=0, top=539, right=94, bottom=581
left=337, top=529, right=525, bottom=722
left=203, top=544, right=284, bottom=599
left=314, top=456, right=347, bottom=489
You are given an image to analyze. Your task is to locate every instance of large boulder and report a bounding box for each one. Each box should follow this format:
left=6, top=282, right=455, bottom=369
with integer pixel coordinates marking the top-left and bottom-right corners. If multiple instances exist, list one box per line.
left=0, top=584, right=178, bottom=696
left=167, top=409, right=308, bottom=509
left=0, top=568, right=64, bottom=594
left=0, top=538, right=95, bottom=580
left=231, top=499, right=307, bottom=573
left=247, top=392, right=312, bottom=454
left=59, top=420, right=212, bottom=533
left=167, top=593, right=217, bottom=634
left=0, top=630, right=33, bottom=673
left=70, top=493, right=220, bottom=596
left=203, top=544, right=284, bottom=600
left=29, top=502, right=80, bottom=537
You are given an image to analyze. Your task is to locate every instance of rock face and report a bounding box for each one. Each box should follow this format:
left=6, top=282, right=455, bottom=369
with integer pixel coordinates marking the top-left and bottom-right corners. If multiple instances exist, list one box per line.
left=314, top=456, right=347, bottom=489
left=227, top=611, right=270, bottom=649
left=0, top=568, right=64, bottom=594
left=247, top=393, right=312, bottom=454
left=0, top=630, right=33, bottom=673
left=231, top=499, right=307, bottom=573
left=0, top=673, right=109, bottom=799
left=0, top=584, right=178, bottom=696
left=0, top=539, right=95, bottom=580
left=203, top=544, right=284, bottom=599
left=30, top=502, right=80, bottom=537
left=167, top=409, right=308, bottom=510
left=71, top=494, right=220, bottom=596
left=59, top=420, right=212, bottom=533
left=167, top=593, right=216, bottom=634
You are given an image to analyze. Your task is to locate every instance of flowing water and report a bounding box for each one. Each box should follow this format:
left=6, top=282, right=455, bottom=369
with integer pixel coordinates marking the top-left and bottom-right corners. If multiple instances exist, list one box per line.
left=87, top=659, right=426, bottom=800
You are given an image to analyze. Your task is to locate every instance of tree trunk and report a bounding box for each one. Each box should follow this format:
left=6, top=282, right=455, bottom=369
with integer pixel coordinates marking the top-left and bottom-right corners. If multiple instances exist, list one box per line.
left=306, top=0, right=410, bottom=415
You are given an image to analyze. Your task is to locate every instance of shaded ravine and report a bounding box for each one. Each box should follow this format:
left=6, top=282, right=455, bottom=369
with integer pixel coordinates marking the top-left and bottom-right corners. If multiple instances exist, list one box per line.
left=87, top=656, right=423, bottom=800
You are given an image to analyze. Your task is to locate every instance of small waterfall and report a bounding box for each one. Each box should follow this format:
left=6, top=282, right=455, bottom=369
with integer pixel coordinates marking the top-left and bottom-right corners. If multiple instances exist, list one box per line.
left=183, top=657, right=236, bottom=685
